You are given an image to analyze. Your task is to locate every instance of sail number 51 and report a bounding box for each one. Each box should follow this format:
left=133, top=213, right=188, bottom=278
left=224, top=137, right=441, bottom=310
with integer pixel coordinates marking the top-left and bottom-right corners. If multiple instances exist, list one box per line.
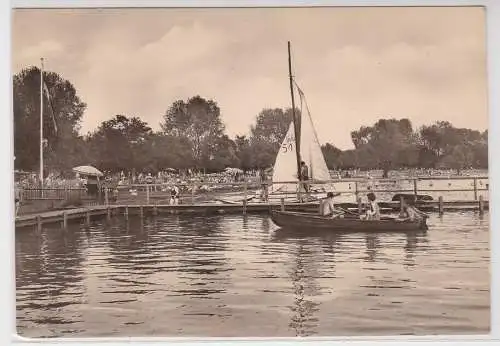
left=282, top=142, right=294, bottom=153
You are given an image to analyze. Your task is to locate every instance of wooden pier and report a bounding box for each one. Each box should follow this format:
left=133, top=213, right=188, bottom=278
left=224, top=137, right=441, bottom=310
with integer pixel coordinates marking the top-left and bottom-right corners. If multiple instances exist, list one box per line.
left=15, top=197, right=489, bottom=230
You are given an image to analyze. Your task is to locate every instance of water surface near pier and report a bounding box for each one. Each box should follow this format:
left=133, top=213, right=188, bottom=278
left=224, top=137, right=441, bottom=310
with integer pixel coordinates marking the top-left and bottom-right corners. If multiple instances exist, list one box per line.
left=16, top=211, right=490, bottom=337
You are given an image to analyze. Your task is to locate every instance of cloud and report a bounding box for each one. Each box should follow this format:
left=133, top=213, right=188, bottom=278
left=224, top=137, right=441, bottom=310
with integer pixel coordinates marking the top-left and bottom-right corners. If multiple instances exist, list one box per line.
left=17, top=39, right=64, bottom=63
left=11, top=7, right=488, bottom=150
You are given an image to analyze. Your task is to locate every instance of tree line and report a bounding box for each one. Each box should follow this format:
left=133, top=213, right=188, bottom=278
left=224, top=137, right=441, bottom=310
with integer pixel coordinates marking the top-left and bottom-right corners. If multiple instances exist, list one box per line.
left=13, top=67, right=488, bottom=176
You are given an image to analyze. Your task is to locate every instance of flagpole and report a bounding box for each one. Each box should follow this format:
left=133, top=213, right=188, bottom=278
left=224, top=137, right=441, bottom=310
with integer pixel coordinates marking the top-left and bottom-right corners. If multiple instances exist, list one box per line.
left=40, top=58, right=44, bottom=188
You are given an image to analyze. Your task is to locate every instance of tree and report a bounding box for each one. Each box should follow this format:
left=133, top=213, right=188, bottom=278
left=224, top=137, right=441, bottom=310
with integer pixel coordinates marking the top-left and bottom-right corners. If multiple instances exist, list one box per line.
left=144, top=133, right=194, bottom=172
left=13, top=66, right=86, bottom=172
left=234, top=135, right=252, bottom=171
left=87, top=115, right=153, bottom=172
left=161, top=96, right=225, bottom=169
left=206, top=135, right=239, bottom=172
left=419, top=121, right=486, bottom=169
left=250, top=108, right=295, bottom=144
left=438, top=144, right=475, bottom=173
left=321, top=143, right=342, bottom=169
left=350, top=118, right=416, bottom=176
left=247, top=107, right=298, bottom=169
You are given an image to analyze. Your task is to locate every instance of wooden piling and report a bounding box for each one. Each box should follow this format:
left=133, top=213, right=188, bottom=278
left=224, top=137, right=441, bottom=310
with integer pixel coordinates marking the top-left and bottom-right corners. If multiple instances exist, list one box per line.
left=146, top=185, right=150, bottom=205
left=191, top=181, right=196, bottom=205
left=280, top=198, right=285, bottom=211
left=124, top=206, right=129, bottom=220
left=357, top=197, right=363, bottom=215
left=400, top=196, right=404, bottom=213
left=479, top=195, right=484, bottom=215
left=473, top=178, right=478, bottom=201
left=242, top=181, right=248, bottom=215
left=86, top=210, right=91, bottom=225
left=153, top=205, right=158, bottom=216
left=140, top=206, right=144, bottom=218
left=413, top=179, right=418, bottom=196
left=104, top=188, right=109, bottom=205
left=106, top=207, right=111, bottom=220
left=36, top=215, right=42, bottom=232
left=63, top=212, right=68, bottom=228
left=354, top=181, right=359, bottom=199
left=438, top=196, right=444, bottom=215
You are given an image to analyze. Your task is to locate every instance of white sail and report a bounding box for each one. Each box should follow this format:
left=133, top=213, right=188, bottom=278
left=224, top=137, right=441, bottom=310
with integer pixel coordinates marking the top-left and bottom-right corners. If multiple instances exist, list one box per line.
left=272, top=122, right=299, bottom=192
left=272, top=84, right=331, bottom=193
left=299, top=97, right=331, bottom=182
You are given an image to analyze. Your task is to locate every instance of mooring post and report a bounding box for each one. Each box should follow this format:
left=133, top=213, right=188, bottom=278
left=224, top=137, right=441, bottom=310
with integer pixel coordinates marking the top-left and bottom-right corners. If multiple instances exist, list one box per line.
left=400, top=196, right=404, bottom=213
left=146, top=185, right=150, bottom=205
left=107, top=206, right=111, bottom=220
left=438, top=196, right=444, bottom=215
left=473, top=177, right=478, bottom=201
left=124, top=206, right=129, bottom=220
left=153, top=204, right=158, bottom=216
left=63, top=212, right=68, bottom=229
left=86, top=210, right=91, bottom=225
left=413, top=179, right=418, bottom=196
left=280, top=197, right=285, bottom=211
left=479, top=195, right=484, bottom=215
left=140, top=206, right=144, bottom=218
left=243, top=181, right=248, bottom=215
left=104, top=188, right=109, bottom=206
left=191, top=181, right=196, bottom=205
left=36, top=215, right=42, bottom=233
left=354, top=181, right=358, bottom=199
left=357, top=197, right=363, bottom=215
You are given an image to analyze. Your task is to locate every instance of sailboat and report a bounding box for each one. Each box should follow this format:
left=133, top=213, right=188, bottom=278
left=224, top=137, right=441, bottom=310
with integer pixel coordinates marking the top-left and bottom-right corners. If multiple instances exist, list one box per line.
left=271, top=81, right=332, bottom=200
left=270, top=42, right=428, bottom=232
left=270, top=43, right=334, bottom=202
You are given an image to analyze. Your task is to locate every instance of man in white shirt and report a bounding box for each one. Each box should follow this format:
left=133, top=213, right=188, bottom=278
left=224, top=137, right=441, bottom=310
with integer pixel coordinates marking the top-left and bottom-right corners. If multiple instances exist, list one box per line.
left=365, top=192, right=381, bottom=220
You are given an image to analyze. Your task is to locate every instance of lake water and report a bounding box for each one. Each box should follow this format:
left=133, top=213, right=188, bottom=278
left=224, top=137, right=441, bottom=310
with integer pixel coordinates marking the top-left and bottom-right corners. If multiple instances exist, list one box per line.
left=16, top=211, right=490, bottom=338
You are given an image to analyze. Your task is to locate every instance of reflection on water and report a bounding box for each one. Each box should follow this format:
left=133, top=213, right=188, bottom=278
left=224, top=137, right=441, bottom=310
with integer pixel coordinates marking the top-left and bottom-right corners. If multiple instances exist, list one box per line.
left=16, top=212, right=490, bottom=337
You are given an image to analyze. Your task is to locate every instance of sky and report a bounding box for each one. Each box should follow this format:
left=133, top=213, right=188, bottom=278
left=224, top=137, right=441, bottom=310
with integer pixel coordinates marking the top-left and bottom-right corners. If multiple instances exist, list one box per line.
left=11, top=6, right=488, bottom=150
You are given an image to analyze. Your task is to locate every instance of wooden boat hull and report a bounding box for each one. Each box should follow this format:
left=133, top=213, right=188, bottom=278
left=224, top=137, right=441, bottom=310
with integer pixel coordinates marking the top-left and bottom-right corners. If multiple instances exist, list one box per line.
left=215, top=196, right=256, bottom=205
left=270, top=211, right=428, bottom=232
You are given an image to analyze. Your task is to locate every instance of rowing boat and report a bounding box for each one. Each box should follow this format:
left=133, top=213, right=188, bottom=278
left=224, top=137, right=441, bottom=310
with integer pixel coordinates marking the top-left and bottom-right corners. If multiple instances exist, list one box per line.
left=270, top=210, right=428, bottom=232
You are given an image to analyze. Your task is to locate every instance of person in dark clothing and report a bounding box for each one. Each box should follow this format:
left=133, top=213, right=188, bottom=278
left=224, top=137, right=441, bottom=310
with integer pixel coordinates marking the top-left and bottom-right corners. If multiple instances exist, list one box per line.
left=300, top=161, right=310, bottom=193
left=86, top=176, right=98, bottom=198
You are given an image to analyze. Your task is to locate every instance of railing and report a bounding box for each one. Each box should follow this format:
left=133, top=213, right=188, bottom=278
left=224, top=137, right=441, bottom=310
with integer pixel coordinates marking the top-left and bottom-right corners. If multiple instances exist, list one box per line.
left=114, top=176, right=488, bottom=205
left=17, top=176, right=489, bottom=206
left=20, top=187, right=88, bottom=201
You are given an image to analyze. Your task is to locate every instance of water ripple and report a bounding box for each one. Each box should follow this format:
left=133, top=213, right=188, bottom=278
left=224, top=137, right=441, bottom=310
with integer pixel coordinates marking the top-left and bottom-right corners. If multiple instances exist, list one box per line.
left=16, top=211, right=489, bottom=337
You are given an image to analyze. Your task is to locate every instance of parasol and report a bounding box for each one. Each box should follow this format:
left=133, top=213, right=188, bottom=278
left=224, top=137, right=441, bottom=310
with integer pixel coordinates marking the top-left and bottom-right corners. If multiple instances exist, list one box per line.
left=224, top=167, right=243, bottom=174
left=72, top=165, right=103, bottom=177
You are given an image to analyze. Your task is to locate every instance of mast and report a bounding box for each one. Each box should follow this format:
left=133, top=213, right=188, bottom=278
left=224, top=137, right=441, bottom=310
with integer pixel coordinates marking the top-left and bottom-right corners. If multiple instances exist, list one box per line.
left=288, top=41, right=301, bottom=181
left=39, top=57, right=44, bottom=187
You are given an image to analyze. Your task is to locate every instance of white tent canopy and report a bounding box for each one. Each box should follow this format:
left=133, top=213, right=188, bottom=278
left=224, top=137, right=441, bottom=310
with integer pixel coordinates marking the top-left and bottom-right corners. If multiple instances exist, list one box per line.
left=72, top=165, right=103, bottom=177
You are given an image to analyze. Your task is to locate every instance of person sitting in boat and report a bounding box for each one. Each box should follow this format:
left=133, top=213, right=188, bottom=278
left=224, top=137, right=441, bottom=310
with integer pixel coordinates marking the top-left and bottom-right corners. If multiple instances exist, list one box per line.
left=398, top=199, right=424, bottom=222
left=320, top=192, right=344, bottom=219
left=363, top=192, right=380, bottom=220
